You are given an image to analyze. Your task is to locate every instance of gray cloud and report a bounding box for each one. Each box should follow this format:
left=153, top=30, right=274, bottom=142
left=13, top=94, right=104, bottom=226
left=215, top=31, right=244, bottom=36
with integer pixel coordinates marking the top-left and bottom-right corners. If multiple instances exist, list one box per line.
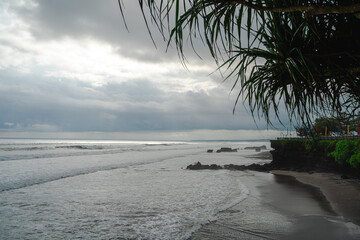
left=0, top=1, right=291, bottom=137
left=12, top=0, right=177, bottom=62
left=100, top=80, right=165, bottom=103
left=0, top=67, right=280, bottom=133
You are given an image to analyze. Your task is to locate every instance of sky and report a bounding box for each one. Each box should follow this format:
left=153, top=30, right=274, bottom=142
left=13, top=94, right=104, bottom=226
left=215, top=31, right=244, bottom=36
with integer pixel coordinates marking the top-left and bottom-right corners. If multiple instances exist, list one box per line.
left=0, top=0, right=294, bottom=140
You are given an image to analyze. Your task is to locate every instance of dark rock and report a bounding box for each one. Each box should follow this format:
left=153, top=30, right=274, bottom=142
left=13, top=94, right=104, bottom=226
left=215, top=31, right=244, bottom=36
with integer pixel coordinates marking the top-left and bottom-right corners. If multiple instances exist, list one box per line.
left=186, top=162, right=223, bottom=170
left=210, top=164, right=222, bottom=170
left=187, top=162, right=202, bottom=170
left=224, top=164, right=247, bottom=171
left=216, top=147, right=238, bottom=153
left=207, top=149, right=213, bottom=153
left=341, top=175, right=349, bottom=179
left=223, top=163, right=275, bottom=172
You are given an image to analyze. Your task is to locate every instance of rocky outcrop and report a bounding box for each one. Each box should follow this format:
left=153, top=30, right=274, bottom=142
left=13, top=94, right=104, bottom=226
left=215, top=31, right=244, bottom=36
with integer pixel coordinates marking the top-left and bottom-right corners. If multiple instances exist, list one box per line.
left=224, top=163, right=274, bottom=172
left=216, top=147, right=238, bottom=153
left=186, top=162, right=222, bottom=170
left=186, top=161, right=275, bottom=172
left=186, top=160, right=317, bottom=173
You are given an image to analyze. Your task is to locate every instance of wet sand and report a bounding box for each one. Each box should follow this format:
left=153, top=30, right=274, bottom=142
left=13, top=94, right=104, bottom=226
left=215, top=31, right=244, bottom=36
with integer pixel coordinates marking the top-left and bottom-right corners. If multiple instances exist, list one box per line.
left=191, top=171, right=360, bottom=239
left=272, top=170, right=360, bottom=226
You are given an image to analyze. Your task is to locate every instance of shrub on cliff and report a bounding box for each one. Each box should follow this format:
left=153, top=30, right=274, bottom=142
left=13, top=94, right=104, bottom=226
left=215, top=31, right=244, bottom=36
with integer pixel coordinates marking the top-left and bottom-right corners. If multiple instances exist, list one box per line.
left=330, top=139, right=360, bottom=168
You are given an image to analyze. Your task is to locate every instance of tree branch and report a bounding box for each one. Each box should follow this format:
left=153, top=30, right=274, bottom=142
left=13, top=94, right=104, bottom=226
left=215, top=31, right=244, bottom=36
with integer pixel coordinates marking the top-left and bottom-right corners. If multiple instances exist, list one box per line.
left=228, top=0, right=360, bottom=16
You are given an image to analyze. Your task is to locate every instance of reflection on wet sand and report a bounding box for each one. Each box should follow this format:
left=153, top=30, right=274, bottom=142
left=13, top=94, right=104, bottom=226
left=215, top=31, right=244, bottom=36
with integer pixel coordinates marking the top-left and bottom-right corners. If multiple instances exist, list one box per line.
left=191, top=172, right=359, bottom=240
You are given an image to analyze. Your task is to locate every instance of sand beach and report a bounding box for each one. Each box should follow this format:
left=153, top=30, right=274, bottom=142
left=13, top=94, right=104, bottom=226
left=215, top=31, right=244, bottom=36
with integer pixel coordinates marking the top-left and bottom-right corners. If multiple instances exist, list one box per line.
left=272, top=170, right=360, bottom=226
left=191, top=165, right=360, bottom=239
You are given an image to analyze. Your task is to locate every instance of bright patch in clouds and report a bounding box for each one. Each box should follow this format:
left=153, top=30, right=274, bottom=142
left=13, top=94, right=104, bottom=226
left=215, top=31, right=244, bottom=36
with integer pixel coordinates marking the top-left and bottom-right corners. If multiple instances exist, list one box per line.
left=2, top=19, right=214, bottom=92
left=3, top=122, right=14, bottom=127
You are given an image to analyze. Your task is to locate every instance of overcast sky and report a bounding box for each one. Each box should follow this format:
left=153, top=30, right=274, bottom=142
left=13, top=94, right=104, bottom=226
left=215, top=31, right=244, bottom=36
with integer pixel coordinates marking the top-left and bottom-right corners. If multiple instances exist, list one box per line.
left=0, top=0, right=293, bottom=140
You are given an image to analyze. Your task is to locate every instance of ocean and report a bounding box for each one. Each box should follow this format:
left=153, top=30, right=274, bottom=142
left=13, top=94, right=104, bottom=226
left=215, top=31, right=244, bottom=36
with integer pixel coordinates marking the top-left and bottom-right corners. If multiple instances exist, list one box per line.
left=0, top=139, right=271, bottom=239
left=0, top=139, right=358, bottom=239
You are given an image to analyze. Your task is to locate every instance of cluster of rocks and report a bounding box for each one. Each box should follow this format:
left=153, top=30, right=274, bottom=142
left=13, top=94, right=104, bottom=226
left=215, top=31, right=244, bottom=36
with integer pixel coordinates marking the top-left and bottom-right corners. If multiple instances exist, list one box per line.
left=207, top=145, right=267, bottom=153
left=186, top=160, right=340, bottom=174
left=186, top=161, right=275, bottom=172
left=207, top=147, right=238, bottom=153
left=189, top=145, right=276, bottom=173
left=186, top=162, right=223, bottom=170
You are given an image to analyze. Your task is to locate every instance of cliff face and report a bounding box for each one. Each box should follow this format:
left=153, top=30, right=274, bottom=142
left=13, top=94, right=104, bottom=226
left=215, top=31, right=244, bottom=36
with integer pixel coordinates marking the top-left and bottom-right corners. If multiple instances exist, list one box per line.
left=270, top=139, right=338, bottom=171
left=270, top=139, right=360, bottom=177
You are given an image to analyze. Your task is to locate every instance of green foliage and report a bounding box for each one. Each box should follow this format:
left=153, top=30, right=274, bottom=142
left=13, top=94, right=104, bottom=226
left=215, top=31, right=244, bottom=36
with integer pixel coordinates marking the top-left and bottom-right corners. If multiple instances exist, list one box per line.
left=331, top=140, right=353, bottom=165
left=349, top=152, right=360, bottom=169
left=323, top=140, right=337, bottom=156
left=330, top=139, right=360, bottom=168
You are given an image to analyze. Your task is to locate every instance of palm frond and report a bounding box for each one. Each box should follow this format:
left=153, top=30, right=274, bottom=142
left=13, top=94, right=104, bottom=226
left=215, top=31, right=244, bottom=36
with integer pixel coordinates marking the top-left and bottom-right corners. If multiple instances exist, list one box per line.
left=119, top=0, right=360, bottom=125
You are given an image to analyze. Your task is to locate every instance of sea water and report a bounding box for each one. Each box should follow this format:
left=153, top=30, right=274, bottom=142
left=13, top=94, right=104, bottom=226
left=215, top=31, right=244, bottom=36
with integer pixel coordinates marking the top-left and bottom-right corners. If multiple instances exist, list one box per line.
left=0, top=139, right=271, bottom=239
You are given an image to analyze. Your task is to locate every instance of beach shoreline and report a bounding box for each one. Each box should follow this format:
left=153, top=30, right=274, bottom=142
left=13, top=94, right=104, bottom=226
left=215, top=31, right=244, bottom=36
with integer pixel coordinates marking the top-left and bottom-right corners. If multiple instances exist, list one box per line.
left=190, top=169, right=360, bottom=239
left=271, top=170, right=360, bottom=226
left=189, top=146, right=360, bottom=239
